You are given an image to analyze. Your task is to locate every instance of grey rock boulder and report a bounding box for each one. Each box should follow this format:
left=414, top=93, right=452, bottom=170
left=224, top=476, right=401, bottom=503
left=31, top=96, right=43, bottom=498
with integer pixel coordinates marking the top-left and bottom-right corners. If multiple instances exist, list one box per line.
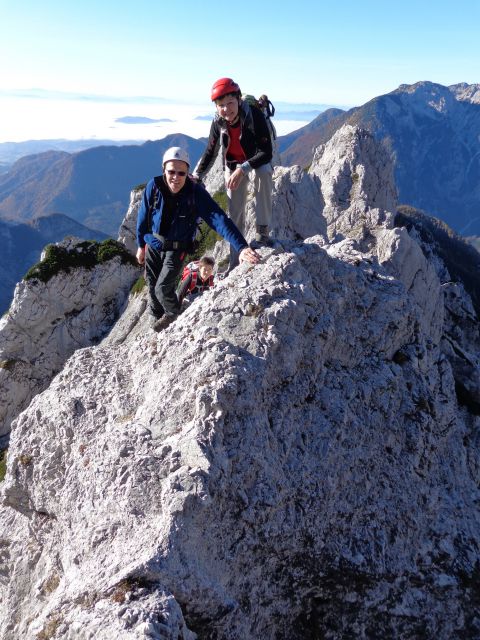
left=0, top=241, right=140, bottom=437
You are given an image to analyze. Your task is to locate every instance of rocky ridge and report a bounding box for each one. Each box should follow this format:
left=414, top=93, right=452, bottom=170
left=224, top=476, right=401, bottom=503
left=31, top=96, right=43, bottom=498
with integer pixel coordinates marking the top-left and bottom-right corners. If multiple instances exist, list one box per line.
left=280, top=82, right=480, bottom=238
left=0, top=238, right=140, bottom=439
left=0, top=125, right=479, bottom=639
left=0, top=214, right=108, bottom=315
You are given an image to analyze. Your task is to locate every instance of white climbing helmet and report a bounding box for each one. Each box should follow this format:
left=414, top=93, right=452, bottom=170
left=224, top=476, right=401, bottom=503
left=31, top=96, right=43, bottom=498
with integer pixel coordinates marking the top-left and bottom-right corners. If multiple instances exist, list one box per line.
left=162, top=146, right=190, bottom=168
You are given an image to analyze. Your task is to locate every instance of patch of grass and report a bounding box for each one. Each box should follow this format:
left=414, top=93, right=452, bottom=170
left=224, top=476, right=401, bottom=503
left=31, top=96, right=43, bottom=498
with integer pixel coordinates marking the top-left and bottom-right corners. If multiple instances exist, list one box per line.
left=0, top=359, right=16, bottom=371
left=193, top=221, right=222, bottom=258
left=40, top=573, right=60, bottom=596
left=36, top=614, right=62, bottom=640
left=115, top=412, right=135, bottom=424
left=24, top=239, right=137, bottom=284
left=212, top=189, right=228, bottom=212
left=74, top=590, right=100, bottom=609
left=0, top=449, right=7, bottom=482
left=178, top=189, right=227, bottom=268
left=131, top=275, right=146, bottom=295
left=109, top=576, right=152, bottom=604
left=97, top=239, right=131, bottom=264
left=110, top=579, right=132, bottom=604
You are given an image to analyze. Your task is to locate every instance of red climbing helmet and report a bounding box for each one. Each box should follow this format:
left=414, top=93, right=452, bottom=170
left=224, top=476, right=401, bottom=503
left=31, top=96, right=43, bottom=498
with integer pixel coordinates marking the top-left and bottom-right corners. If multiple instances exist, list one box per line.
left=211, top=77, right=241, bottom=101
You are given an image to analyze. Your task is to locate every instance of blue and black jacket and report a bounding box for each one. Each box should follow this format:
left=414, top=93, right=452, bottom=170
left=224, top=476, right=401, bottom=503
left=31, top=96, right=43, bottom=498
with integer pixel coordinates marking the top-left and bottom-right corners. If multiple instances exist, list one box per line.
left=136, top=176, right=248, bottom=254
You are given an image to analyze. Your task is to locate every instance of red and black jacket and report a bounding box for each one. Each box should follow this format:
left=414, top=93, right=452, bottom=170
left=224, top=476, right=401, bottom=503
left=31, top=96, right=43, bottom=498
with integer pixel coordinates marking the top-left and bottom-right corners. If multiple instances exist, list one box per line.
left=177, top=268, right=214, bottom=302
left=194, top=101, right=273, bottom=176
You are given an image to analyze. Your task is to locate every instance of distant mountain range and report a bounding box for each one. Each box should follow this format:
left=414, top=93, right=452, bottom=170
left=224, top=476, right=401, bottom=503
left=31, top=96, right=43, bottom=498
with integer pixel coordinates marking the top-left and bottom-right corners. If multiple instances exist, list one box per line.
left=0, top=139, right=143, bottom=167
left=1, top=80, right=479, bottom=247
left=0, top=135, right=206, bottom=236
left=278, top=108, right=346, bottom=162
left=0, top=214, right=107, bottom=314
left=279, top=81, right=480, bottom=237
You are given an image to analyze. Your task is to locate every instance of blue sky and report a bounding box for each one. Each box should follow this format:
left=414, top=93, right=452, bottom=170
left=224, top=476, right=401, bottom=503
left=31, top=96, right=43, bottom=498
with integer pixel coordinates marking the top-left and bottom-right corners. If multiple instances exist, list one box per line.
left=1, top=0, right=479, bottom=142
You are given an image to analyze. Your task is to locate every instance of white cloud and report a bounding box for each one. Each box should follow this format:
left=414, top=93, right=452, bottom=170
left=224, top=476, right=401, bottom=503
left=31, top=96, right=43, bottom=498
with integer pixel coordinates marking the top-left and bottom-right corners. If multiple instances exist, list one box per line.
left=1, top=93, right=312, bottom=143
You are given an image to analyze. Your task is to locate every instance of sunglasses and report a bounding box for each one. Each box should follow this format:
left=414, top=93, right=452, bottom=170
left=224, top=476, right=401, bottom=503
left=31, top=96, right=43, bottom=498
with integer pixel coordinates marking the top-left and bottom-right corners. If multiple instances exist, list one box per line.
left=166, top=170, right=187, bottom=177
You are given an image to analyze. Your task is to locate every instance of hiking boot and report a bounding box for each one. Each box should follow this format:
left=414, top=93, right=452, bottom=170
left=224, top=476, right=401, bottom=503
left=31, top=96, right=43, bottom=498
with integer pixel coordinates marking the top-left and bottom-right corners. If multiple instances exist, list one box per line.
left=153, top=313, right=177, bottom=332
left=254, top=225, right=273, bottom=247
left=149, top=313, right=162, bottom=329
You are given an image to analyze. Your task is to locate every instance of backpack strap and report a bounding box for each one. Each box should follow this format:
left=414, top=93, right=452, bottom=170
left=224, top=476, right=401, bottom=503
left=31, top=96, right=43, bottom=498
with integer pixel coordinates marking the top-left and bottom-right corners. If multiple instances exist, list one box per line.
left=147, top=176, right=162, bottom=233
left=189, top=270, right=198, bottom=292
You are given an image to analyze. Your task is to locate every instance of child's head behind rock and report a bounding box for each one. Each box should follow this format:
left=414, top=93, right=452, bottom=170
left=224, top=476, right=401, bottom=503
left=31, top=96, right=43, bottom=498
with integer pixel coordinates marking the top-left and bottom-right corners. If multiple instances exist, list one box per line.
left=198, top=256, right=215, bottom=281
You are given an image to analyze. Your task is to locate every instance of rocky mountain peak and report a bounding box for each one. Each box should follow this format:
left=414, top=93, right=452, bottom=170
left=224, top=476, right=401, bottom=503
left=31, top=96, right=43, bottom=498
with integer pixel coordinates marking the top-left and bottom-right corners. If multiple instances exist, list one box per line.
left=393, top=81, right=459, bottom=116
left=0, top=124, right=479, bottom=639
left=449, top=82, right=480, bottom=104
left=278, top=81, right=480, bottom=236
left=309, top=124, right=397, bottom=242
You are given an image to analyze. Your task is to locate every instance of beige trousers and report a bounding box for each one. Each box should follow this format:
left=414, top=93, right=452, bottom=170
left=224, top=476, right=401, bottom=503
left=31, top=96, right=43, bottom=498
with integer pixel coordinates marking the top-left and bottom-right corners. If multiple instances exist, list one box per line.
left=224, top=163, right=273, bottom=269
left=225, top=163, right=273, bottom=234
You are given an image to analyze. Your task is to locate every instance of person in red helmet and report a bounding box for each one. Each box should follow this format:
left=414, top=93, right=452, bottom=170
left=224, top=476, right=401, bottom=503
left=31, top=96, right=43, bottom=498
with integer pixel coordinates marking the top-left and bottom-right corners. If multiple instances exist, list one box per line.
left=192, top=77, right=273, bottom=271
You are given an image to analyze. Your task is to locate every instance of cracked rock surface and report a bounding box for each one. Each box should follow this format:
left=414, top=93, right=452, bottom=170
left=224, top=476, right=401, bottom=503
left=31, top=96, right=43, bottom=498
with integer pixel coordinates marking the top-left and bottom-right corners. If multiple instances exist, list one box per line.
left=1, top=125, right=479, bottom=639
left=0, top=249, right=140, bottom=438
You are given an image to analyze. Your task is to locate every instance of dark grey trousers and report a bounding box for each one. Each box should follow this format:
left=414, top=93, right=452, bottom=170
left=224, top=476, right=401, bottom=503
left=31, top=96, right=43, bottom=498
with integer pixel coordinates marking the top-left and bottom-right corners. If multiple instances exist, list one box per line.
left=145, top=246, right=184, bottom=318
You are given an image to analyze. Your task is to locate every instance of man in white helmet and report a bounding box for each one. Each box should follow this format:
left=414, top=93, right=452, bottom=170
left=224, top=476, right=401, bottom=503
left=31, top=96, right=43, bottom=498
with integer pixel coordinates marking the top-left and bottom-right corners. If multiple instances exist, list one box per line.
left=136, top=146, right=260, bottom=331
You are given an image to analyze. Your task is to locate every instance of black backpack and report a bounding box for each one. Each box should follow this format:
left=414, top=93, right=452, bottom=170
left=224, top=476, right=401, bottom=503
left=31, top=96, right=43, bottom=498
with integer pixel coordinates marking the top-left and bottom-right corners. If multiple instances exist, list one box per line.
left=242, top=93, right=277, bottom=141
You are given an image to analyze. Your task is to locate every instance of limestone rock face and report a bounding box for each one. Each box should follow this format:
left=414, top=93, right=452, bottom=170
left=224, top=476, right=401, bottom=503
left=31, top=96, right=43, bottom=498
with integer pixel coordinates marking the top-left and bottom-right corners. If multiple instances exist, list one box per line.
left=441, top=281, right=480, bottom=406
left=1, top=125, right=479, bottom=640
left=310, top=124, right=398, bottom=242
left=270, top=166, right=327, bottom=242
left=0, top=245, right=140, bottom=437
left=449, top=82, right=480, bottom=105
left=118, top=187, right=143, bottom=256
left=400, top=220, right=480, bottom=412
left=375, top=226, right=444, bottom=341
left=202, top=150, right=225, bottom=195
left=2, top=239, right=479, bottom=639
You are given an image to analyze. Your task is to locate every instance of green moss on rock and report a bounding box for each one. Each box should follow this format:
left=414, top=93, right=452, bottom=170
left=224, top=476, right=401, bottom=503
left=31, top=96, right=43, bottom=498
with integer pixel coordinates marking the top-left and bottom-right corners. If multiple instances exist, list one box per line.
left=24, top=240, right=137, bottom=284
left=131, top=275, right=146, bottom=295
left=0, top=359, right=17, bottom=371
left=213, top=190, right=228, bottom=212
left=0, top=449, right=7, bottom=483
